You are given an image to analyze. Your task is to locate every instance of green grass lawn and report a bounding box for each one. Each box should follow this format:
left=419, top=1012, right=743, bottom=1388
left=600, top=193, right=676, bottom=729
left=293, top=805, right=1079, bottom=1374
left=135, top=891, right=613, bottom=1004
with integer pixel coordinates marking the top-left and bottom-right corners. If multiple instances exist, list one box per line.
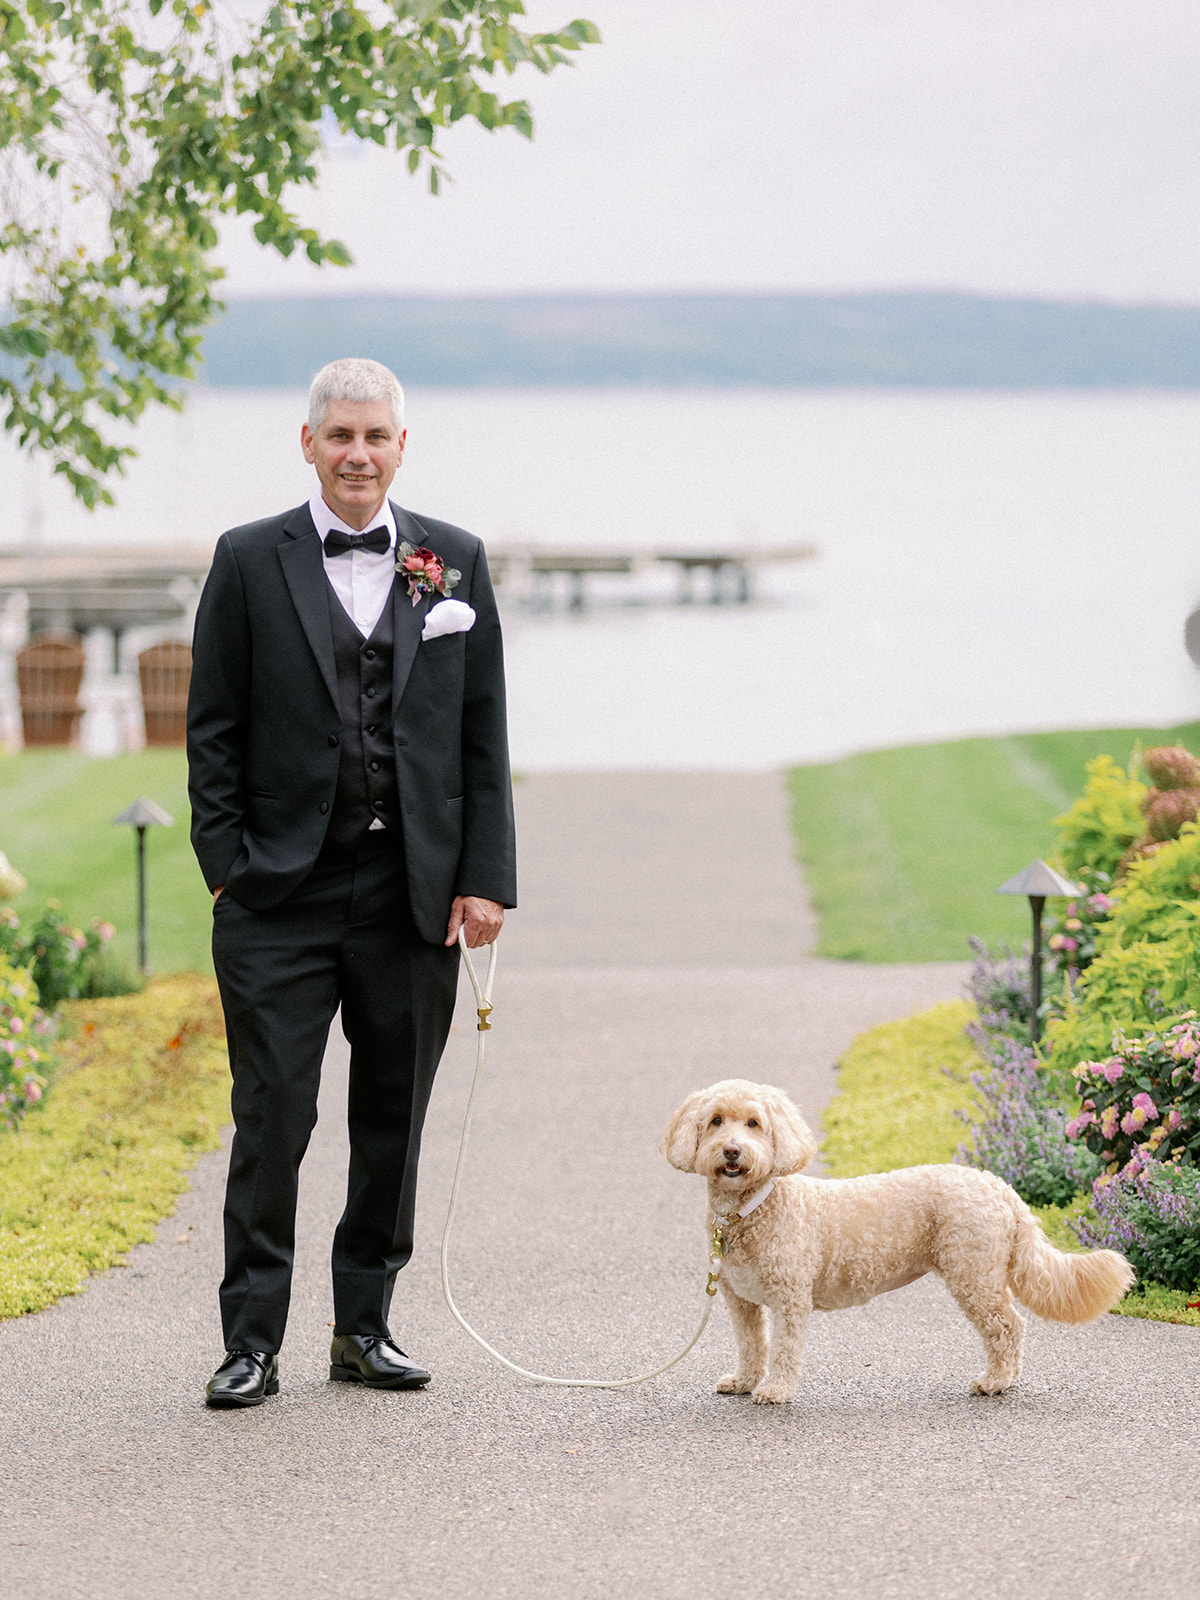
left=0, top=749, right=211, bottom=975
left=787, top=721, right=1200, bottom=962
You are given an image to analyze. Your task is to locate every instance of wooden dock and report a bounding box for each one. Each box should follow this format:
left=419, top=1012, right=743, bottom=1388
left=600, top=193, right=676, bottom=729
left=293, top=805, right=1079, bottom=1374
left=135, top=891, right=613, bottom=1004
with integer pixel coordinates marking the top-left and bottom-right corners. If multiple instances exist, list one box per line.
left=489, top=542, right=817, bottom=610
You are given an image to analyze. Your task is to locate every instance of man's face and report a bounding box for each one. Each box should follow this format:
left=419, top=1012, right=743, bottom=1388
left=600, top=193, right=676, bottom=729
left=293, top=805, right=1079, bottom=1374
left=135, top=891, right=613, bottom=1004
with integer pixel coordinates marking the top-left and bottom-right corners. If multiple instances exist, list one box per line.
left=300, top=399, right=406, bottom=530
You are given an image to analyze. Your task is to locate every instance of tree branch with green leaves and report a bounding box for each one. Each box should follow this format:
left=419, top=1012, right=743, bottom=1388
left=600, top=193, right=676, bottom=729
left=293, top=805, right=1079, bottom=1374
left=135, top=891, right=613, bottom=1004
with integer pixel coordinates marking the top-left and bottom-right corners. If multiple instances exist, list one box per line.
left=0, top=0, right=598, bottom=505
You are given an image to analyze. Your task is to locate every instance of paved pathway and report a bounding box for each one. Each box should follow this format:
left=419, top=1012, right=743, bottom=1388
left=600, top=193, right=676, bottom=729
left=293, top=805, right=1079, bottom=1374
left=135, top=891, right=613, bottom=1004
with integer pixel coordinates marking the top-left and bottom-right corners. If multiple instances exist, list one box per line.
left=3, top=773, right=1198, bottom=1600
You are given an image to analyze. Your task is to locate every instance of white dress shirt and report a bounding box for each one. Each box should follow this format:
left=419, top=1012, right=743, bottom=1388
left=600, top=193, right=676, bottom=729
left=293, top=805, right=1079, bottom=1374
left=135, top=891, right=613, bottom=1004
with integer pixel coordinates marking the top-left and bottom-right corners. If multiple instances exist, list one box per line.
left=309, top=491, right=397, bottom=638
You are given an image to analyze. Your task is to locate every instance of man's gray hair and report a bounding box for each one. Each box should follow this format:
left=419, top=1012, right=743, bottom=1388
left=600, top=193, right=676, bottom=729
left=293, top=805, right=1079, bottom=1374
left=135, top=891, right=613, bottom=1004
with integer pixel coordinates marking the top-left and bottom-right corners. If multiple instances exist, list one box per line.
left=307, top=358, right=405, bottom=432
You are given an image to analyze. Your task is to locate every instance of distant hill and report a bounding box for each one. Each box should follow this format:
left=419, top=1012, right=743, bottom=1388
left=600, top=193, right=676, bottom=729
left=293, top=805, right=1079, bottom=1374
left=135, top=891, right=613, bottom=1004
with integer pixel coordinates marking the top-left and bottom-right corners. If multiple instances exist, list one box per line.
left=196, top=291, right=1200, bottom=389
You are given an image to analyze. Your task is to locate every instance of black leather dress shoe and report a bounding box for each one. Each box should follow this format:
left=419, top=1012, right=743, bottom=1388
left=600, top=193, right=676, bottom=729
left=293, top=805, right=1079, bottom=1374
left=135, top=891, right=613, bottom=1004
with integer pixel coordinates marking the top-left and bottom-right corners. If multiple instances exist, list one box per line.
left=205, top=1350, right=279, bottom=1408
left=329, top=1334, right=431, bottom=1390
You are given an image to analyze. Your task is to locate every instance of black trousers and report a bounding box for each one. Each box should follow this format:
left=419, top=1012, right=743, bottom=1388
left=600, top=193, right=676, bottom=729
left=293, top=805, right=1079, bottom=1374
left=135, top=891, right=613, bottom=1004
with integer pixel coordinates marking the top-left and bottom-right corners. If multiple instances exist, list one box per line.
left=211, top=831, right=460, bottom=1352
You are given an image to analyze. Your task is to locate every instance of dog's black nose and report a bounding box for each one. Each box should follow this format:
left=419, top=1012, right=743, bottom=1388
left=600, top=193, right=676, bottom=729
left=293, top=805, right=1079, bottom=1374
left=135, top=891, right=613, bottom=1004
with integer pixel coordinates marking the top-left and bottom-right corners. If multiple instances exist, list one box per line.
left=723, top=1142, right=742, bottom=1162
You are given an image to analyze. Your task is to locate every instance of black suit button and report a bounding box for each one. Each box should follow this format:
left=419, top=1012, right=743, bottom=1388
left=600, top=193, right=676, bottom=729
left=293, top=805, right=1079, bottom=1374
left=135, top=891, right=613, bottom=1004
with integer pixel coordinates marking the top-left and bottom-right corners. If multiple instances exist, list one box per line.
left=369, top=760, right=380, bottom=772
left=319, top=802, right=329, bottom=815
left=365, top=649, right=376, bottom=660
left=373, top=801, right=384, bottom=811
left=365, top=687, right=375, bottom=699
left=328, top=734, right=339, bottom=747
left=366, top=724, right=376, bottom=736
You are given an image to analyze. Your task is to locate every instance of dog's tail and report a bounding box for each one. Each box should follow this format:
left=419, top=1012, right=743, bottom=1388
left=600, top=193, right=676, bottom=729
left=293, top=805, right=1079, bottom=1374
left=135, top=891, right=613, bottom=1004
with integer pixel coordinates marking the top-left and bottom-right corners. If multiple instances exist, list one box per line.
left=1006, top=1189, right=1134, bottom=1324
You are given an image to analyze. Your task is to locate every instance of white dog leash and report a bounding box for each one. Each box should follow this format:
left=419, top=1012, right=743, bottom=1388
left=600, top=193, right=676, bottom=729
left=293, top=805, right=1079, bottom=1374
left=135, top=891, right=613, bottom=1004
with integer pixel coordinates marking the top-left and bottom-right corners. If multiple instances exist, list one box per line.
left=443, top=929, right=720, bottom=1388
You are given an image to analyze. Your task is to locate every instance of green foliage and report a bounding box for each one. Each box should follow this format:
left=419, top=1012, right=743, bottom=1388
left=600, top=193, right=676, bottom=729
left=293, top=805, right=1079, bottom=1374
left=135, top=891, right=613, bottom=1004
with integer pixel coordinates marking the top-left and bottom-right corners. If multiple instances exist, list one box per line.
left=0, top=955, right=51, bottom=1129
left=0, top=0, right=599, bottom=503
left=786, top=722, right=1200, bottom=962
left=1044, top=826, right=1200, bottom=1078
left=821, top=1000, right=981, bottom=1175
left=1053, top=754, right=1147, bottom=879
left=0, top=974, right=229, bottom=1318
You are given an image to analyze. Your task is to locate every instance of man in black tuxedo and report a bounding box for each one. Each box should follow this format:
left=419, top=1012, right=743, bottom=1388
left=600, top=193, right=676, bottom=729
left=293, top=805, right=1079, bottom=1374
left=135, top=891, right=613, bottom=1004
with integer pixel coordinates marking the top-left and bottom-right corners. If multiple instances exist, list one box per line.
left=187, top=357, right=516, bottom=1408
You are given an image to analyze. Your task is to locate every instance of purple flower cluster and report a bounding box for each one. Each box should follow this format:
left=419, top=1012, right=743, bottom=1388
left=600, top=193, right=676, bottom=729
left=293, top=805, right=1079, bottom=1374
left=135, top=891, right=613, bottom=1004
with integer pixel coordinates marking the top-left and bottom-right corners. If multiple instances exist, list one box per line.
left=1073, top=1159, right=1200, bottom=1290
left=955, top=969, right=1102, bottom=1206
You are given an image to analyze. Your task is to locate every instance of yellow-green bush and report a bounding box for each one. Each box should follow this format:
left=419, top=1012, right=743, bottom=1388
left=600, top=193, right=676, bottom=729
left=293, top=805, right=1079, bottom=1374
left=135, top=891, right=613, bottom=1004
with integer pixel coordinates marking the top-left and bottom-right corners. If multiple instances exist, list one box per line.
left=821, top=1000, right=980, bottom=1176
left=1053, top=753, right=1146, bottom=879
left=1046, top=824, right=1200, bottom=1079
left=0, top=975, right=229, bottom=1318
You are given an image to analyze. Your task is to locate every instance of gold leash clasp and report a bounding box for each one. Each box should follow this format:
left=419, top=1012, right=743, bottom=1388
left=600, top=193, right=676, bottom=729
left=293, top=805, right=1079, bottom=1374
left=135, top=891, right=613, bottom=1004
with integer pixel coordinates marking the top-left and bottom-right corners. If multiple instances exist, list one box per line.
left=706, top=1214, right=731, bottom=1296
left=476, top=999, right=493, bottom=1032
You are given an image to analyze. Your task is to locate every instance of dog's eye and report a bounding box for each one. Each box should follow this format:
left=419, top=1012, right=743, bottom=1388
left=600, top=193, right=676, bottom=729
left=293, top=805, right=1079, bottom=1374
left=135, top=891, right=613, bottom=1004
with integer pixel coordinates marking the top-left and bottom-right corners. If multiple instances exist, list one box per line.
left=710, top=1115, right=723, bottom=1127
left=747, top=1118, right=759, bottom=1128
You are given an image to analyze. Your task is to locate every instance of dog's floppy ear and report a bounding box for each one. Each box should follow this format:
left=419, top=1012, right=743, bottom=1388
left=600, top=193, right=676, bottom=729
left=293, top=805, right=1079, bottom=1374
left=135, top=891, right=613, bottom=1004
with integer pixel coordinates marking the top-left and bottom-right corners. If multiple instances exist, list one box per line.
left=661, top=1091, right=710, bottom=1172
left=762, top=1087, right=818, bottom=1175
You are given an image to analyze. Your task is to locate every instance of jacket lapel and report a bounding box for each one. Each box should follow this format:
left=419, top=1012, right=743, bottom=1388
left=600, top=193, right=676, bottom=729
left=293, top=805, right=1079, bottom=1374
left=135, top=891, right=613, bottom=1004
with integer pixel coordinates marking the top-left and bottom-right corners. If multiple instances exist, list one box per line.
left=277, top=506, right=339, bottom=712
left=392, top=504, right=433, bottom=710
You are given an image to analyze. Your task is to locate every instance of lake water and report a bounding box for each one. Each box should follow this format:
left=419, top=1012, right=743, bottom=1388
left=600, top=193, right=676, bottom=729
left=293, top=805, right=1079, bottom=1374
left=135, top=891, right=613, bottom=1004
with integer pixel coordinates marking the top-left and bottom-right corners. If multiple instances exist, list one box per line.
left=4, top=387, right=1199, bottom=769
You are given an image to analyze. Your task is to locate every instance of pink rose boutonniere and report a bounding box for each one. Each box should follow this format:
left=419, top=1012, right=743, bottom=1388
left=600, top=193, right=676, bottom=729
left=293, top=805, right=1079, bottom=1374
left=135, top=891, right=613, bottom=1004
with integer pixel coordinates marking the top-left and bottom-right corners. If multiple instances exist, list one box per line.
left=396, top=542, right=462, bottom=608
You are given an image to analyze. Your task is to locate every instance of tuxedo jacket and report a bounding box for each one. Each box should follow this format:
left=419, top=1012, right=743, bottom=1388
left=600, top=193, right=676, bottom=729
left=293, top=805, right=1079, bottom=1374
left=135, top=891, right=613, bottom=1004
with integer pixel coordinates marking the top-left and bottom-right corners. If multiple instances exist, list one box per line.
left=186, top=500, right=517, bottom=943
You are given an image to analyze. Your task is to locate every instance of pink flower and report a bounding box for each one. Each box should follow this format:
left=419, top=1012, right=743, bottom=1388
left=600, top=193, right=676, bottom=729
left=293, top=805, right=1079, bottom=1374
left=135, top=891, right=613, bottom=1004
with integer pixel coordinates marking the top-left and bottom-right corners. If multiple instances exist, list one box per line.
left=1167, top=1108, right=1184, bottom=1132
left=1121, top=1094, right=1159, bottom=1135
left=1065, top=1111, right=1095, bottom=1139
left=1087, top=893, right=1116, bottom=914
left=23, top=1081, right=41, bottom=1103
left=10, top=1016, right=24, bottom=1034
left=1102, top=1059, right=1125, bottom=1084
left=1064, top=917, right=1083, bottom=932
left=1172, top=1034, right=1198, bottom=1061
left=1049, top=934, right=1067, bottom=951
left=1100, top=1105, right=1121, bottom=1139
left=95, top=922, right=115, bottom=943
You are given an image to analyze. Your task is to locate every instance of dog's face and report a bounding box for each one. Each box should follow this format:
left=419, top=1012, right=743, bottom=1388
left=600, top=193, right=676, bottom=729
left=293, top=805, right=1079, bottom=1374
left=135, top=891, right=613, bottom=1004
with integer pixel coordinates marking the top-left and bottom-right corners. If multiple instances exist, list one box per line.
left=661, top=1080, right=817, bottom=1187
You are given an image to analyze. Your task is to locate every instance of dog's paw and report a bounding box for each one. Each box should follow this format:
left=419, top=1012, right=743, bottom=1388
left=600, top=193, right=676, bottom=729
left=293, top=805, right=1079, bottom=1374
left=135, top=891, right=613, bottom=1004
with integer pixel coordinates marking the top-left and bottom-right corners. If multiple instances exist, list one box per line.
left=715, top=1372, right=757, bottom=1395
left=750, top=1380, right=796, bottom=1405
left=970, top=1374, right=1015, bottom=1396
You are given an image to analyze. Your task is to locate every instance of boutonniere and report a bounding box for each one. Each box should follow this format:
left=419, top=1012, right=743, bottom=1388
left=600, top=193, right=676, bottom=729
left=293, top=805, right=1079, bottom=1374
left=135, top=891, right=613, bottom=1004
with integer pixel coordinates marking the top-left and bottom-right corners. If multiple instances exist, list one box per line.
left=396, top=542, right=461, bottom=608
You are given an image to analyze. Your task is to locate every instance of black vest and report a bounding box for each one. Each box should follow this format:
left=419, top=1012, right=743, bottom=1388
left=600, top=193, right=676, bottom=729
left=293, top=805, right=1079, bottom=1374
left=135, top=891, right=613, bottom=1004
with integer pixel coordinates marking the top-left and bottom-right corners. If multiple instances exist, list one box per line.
left=324, top=585, right=403, bottom=849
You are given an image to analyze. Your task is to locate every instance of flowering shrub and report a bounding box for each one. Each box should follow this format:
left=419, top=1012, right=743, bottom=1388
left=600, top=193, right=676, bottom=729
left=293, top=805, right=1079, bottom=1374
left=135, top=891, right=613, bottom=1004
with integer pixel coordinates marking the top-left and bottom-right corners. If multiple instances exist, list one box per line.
left=0, top=904, right=128, bottom=1012
left=957, top=943, right=1101, bottom=1203
left=0, top=954, right=53, bottom=1130
left=1042, top=872, right=1117, bottom=987
left=966, top=936, right=1032, bottom=1035
left=955, top=1022, right=1102, bottom=1207
left=1073, top=1159, right=1200, bottom=1291
left=1066, top=1013, right=1200, bottom=1174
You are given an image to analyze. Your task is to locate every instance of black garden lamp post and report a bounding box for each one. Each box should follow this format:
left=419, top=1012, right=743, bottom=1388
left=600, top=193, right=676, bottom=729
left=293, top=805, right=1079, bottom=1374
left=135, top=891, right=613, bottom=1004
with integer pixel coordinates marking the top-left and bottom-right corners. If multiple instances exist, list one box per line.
left=112, top=797, right=174, bottom=974
left=995, top=859, right=1084, bottom=1046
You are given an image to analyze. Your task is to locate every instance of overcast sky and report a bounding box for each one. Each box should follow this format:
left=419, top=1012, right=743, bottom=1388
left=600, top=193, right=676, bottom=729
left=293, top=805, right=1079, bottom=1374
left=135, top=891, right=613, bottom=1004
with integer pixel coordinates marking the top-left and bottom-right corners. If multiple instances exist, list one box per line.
left=216, top=0, right=1200, bottom=303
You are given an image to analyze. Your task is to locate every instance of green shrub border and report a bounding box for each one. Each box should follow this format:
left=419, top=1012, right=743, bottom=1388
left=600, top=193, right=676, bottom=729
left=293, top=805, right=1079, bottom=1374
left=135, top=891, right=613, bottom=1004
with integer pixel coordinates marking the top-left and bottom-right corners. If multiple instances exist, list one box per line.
left=0, top=975, right=229, bottom=1319
left=822, top=1004, right=1200, bottom=1327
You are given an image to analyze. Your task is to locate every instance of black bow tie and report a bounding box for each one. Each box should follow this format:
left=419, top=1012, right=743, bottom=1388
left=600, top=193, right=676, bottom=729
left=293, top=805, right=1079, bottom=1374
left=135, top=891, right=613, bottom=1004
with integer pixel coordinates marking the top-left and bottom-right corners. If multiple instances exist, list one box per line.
left=324, top=526, right=390, bottom=557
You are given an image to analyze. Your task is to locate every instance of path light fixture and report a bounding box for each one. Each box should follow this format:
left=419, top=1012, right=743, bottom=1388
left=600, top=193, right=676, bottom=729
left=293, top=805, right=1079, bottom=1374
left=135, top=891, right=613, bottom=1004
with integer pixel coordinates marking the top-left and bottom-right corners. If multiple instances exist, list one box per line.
left=112, top=797, right=174, bottom=974
left=995, top=859, right=1085, bottom=1046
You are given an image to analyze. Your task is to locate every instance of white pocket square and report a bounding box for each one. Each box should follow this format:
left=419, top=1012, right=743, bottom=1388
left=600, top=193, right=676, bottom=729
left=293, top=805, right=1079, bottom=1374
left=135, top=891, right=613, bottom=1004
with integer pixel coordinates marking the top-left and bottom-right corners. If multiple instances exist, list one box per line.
left=421, top=599, right=476, bottom=641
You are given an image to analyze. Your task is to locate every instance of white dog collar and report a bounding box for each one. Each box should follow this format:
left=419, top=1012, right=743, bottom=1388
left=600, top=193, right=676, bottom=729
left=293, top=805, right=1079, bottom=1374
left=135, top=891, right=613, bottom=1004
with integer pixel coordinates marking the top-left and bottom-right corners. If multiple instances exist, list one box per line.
left=715, top=1179, right=776, bottom=1224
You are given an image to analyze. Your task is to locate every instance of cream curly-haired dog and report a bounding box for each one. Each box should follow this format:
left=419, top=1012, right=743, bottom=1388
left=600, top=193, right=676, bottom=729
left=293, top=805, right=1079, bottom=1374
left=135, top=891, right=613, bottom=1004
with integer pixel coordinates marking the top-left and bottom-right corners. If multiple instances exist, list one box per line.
left=662, top=1079, right=1134, bottom=1404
